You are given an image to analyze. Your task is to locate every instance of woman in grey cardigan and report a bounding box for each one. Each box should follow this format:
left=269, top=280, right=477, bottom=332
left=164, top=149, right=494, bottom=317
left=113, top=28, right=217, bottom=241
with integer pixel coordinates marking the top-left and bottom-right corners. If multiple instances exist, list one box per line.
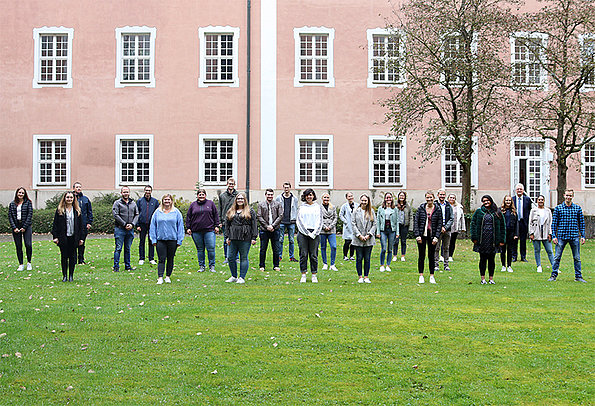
left=528, top=195, right=554, bottom=273
left=351, top=194, right=376, bottom=283
left=320, top=193, right=338, bottom=271
left=393, top=191, right=413, bottom=263
left=339, top=192, right=356, bottom=260
left=376, top=192, right=399, bottom=272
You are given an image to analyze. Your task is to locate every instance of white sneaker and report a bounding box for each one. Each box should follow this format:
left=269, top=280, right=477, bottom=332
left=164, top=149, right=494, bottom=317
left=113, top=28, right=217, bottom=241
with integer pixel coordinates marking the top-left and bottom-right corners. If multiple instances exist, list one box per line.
left=392, top=255, right=398, bottom=262
left=385, top=266, right=391, bottom=272
left=536, top=266, right=543, bottom=273
left=225, top=276, right=238, bottom=283
left=322, top=264, right=328, bottom=270
left=17, top=264, right=24, bottom=271
left=363, top=277, right=371, bottom=283
left=164, top=276, right=171, bottom=283
left=26, top=263, right=32, bottom=271
left=300, top=274, right=307, bottom=283
left=343, top=256, right=349, bottom=261
left=379, top=265, right=385, bottom=272
left=439, top=256, right=444, bottom=262
left=259, top=267, right=265, bottom=271
left=236, top=277, right=245, bottom=284
left=429, top=275, right=436, bottom=284
left=418, top=275, right=425, bottom=284
left=311, top=274, right=318, bottom=283
left=330, top=265, right=338, bottom=271
left=150, top=260, right=157, bottom=265
left=501, top=266, right=507, bottom=272
left=507, top=266, right=513, bottom=273
left=448, top=257, right=454, bottom=262
left=156, top=277, right=163, bottom=285
left=401, top=256, right=406, bottom=262
left=273, top=267, right=280, bottom=271
left=358, top=277, right=364, bottom=283
left=139, top=260, right=144, bottom=265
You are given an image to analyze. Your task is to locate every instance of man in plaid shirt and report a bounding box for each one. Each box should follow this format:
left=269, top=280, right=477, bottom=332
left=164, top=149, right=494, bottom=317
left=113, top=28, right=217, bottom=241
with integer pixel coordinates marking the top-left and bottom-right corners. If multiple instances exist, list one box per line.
left=548, top=189, right=587, bottom=282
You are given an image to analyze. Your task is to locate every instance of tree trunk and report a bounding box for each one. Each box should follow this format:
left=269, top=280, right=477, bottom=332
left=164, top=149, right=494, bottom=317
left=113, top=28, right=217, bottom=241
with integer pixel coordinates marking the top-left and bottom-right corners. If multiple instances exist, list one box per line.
left=461, top=162, right=472, bottom=212
left=556, top=155, right=568, bottom=205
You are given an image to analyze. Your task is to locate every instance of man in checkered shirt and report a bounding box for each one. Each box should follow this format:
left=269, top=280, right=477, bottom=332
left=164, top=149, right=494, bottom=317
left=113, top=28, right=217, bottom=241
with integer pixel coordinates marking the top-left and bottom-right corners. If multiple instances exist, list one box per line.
left=548, top=189, right=587, bottom=282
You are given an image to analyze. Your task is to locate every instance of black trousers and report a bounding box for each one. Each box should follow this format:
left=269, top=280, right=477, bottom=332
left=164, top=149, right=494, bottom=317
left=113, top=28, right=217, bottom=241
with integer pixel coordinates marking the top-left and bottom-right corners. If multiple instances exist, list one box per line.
left=76, top=228, right=88, bottom=263
left=12, top=221, right=32, bottom=264
left=156, top=240, right=178, bottom=278
left=448, top=232, right=459, bottom=258
left=297, top=232, right=319, bottom=274
left=417, top=236, right=436, bottom=274
left=343, top=239, right=355, bottom=258
left=500, top=230, right=515, bottom=267
left=479, top=253, right=496, bottom=278
left=138, top=223, right=155, bottom=261
left=513, top=221, right=528, bottom=260
left=60, top=236, right=77, bottom=277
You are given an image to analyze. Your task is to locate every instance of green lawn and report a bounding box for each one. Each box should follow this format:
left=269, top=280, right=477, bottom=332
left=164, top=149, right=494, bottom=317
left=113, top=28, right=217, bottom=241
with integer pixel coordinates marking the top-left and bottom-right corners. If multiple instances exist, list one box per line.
left=0, top=236, right=593, bottom=405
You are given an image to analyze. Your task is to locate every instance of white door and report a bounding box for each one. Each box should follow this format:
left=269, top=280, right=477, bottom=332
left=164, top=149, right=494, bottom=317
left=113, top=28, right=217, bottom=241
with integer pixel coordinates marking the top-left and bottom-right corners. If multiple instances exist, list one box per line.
left=512, top=141, right=549, bottom=202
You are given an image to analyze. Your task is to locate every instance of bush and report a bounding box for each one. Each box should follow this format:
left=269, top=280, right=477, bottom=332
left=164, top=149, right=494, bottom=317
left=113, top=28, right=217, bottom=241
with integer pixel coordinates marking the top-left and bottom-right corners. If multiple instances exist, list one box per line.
left=0, top=205, right=11, bottom=233
left=45, top=192, right=64, bottom=211
left=92, top=192, right=121, bottom=207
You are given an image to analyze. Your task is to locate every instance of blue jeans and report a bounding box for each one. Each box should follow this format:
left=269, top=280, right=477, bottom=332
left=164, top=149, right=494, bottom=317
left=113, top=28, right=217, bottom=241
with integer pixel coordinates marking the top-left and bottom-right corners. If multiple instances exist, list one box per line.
left=320, top=233, right=337, bottom=265
left=228, top=240, right=251, bottom=278
left=380, top=230, right=396, bottom=266
left=114, top=227, right=134, bottom=270
left=533, top=240, right=554, bottom=267
left=552, top=238, right=582, bottom=278
left=192, top=231, right=216, bottom=267
left=355, top=245, right=373, bottom=277
left=278, top=223, right=296, bottom=259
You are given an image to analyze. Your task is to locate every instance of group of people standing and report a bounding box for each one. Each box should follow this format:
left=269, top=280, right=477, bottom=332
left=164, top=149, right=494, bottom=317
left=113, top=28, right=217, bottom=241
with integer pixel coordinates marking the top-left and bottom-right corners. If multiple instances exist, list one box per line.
left=6, top=181, right=587, bottom=285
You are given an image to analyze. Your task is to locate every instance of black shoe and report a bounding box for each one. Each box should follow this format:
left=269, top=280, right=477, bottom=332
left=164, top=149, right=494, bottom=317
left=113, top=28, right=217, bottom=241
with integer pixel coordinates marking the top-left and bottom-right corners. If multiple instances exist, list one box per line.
left=521, top=258, right=528, bottom=263
left=548, top=276, right=557, bottom=281
left=290, top=257, right=299, bottom=262
left=78, top=261, right=86, bottom=265
left=62, top=276, right=68, bottom=282
left=125, top=266, right=136, bottom=271
left=575, top=277, right=587, bottom=283
left=113, top=267, right=119, bottom=272
left=69, top=275, right=74, bottom=282
left=512, top=258, right=517, bottom=262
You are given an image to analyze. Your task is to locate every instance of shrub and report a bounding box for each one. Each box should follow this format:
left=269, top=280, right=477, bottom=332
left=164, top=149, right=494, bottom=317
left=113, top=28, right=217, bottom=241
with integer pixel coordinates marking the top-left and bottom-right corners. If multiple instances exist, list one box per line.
left=45, top=192, right=64, bottom=210
left=92, top=192, right=122, bottom=207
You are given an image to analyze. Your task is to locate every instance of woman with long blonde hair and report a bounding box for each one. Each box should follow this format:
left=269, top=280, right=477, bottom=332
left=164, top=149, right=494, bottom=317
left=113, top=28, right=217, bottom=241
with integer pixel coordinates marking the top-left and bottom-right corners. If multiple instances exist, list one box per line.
left=320, top=192, right=338, bottom=271
left=351, top=194, right=376, bottom=283
left=52, top=191, right=84, bottom=282
left=376, top=192, right=399, bottom=272
left=224, top=193, right=258, bottom=284
left=413, top=191, right=442, bottom=284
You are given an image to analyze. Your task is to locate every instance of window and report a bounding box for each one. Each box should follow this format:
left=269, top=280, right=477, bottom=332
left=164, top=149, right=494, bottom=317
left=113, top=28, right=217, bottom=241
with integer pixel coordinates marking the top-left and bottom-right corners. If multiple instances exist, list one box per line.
left=441, top=33, right=476, bottom=86
left=583, top=143, right=595, bottom=188
left=199, top=26, right=240, bottom=87
left=580, top=34, right=595, bottom=90
left=441, top=138, right=478, bottom=188
left=295, top=135, right=333, bottom=187
left=199, top=134, right=238, bottom=186
left=116, top=135, right=153, bottom=186
left=367, top=28, right=405, bottom=88
left=33, top=27, right=73, bottom=88
left=115, top=27, right=156, bottom=88
left=510, top=139, right=550, bottom=201
left=294, top=27, right=335, bottom=87
left=33, top=135, right=70, bottom=187
left=369, top=136, right=406, bottom=187
left=510, top=33, right=548, bottom=89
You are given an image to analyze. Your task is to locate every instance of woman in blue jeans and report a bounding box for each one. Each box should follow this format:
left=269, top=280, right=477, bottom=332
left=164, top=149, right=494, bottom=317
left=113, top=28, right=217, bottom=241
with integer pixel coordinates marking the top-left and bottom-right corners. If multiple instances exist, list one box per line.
left=224, top=193, right=258, bottom=284
left=186, top=189, right=219, bottom=273
left=351, top=194, right=376, bottom=283
left=529, top=195, right=554, bottom=273
left=320, top=193, right=338, bottom=271
left=376, top=192, right=399, bottom=272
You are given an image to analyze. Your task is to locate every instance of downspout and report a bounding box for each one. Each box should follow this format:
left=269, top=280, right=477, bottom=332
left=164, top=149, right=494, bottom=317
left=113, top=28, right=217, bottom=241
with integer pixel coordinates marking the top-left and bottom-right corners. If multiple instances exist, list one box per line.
left=245, top=0, right=252, bottom=201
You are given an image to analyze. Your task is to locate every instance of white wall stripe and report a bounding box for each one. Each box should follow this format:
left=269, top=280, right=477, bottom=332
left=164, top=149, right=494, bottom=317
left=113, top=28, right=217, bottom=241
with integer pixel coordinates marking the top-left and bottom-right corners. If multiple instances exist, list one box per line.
left=260, top=0, right=277, bottom=188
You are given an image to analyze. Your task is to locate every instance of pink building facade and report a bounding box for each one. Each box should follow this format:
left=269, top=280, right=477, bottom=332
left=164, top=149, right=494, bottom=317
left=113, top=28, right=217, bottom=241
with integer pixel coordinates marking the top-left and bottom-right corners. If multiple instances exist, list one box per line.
left=1, top=0, right=593, bottom=212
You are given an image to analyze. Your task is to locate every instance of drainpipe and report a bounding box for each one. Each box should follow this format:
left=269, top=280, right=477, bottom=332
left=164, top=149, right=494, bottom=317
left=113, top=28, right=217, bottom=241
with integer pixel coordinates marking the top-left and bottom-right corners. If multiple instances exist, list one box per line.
left=245, top=0, right=252, bottom=201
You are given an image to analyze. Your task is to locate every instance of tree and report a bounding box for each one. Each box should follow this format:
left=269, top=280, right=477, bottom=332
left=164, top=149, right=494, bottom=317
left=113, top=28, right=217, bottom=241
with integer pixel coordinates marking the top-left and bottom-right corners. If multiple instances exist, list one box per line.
left=515, top=0, right=595, bottom=204
left=381, top=0, right=517, bottom=211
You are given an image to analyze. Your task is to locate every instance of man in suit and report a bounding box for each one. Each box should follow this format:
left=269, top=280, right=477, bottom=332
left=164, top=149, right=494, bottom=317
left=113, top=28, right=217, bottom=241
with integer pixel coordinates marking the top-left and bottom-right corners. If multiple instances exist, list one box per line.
left=513, top=183, right=533, bottom=262
left=257, top=188, right=284, bottom=271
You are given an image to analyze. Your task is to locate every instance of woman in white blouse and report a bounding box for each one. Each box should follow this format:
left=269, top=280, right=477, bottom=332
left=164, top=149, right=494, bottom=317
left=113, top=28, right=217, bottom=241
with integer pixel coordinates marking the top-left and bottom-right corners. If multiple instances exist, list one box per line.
left=447, top=194, right=466, bottom=262
left=528, top=195, right=554, bottom=273
left=296, top=188, right=323, bottom=283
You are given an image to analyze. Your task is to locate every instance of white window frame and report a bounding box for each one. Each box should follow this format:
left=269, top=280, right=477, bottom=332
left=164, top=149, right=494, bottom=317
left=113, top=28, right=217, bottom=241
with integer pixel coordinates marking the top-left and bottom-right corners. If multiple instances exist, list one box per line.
left=295, top=135, right=334, bottom=188
left=579, top=34, right=595, bottom=92
left=115, top=26, right=156, bottom=88
left=440, top=137, right=478, bottom=189
left=294, top=26, right=335, bottom=88
left=198, top=134, right=238, bottom=187
left=366, top=28, right=406, bottom=88
left=33, top=27, right=74, bottom=88
left=581, top=142, right=595, bottom=189
left=32, top=135, right=71, bottom=188
left=509, top=136, right=552, bottom=204
left=198, top=26, right=240, bottom=88
left=368, top=135, right=406, bottom=188
left=115, top=135, right=154, bottom=188
left=510, top=32, right=548, bottom=90
left=440, top=32, right=478, bottom=87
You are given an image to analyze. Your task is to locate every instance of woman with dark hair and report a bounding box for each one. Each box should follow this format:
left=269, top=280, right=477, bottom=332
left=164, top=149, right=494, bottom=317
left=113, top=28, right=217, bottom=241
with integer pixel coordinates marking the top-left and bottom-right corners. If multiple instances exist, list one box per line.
left=471, top=195, right=506, bottom=284
left=500, top=195, right=518, bottom=273
left=413, top=191, right=443, bottom=284
left=224, top=193, right=258, bottom=284
left=51, top=191, right=84, bottom=282
left=186, top=189, right=220, bottom=273
left=320, top=192, right=338, bottom=271
left=393, top=191, right=413, bottom=263
left=376, top=192, right=398, bottom=272
left=150, top=194, right=185, bottom=285
left=296, top=188, right=323, bottom=283
left=339, top=192, right=356, bottom=260
left=8, top=187, right=34, bottom=271
left=352, top=194, right=376, bottom=283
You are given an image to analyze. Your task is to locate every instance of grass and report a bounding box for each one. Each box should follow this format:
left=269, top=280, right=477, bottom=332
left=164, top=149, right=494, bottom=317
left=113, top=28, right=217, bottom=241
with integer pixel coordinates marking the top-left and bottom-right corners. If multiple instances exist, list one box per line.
left=0, top=236, right=593, bottom=405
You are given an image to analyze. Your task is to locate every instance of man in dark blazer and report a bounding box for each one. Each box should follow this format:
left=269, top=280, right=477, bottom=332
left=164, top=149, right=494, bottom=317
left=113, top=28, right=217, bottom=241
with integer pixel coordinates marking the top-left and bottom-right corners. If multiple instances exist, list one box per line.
left=513, top=183, right=533, bottom=262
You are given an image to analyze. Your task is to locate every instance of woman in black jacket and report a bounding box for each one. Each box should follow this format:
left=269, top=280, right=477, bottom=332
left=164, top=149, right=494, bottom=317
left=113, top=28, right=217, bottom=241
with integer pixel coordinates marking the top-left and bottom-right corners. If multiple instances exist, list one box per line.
left=413, top=191, right=443, bottom=284
left=8, top=187, right=34, bottom=271
left=224, top=193, right=258, bottom=284
left=500, top=195, right=519, bottom=273
left=51, top=191, right=84, bottom=282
